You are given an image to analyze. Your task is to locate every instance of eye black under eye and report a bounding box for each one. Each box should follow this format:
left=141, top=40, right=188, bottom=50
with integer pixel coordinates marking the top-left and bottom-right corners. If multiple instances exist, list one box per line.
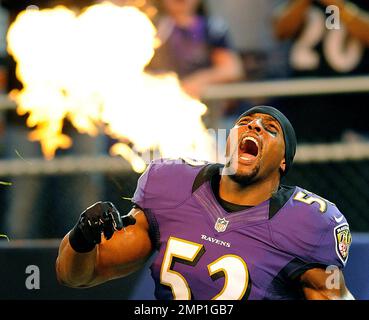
left=265, top=124, right=278, bottom=134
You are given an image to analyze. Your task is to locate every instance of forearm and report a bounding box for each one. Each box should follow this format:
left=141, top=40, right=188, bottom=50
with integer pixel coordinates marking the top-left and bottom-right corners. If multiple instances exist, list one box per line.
left=340, top=2, right=369, bottom=46
left=56, top=233, right=97, bottom=288
left=273, top=0, right=312, bottom=40
left=56, top=208, right=153, bottom=288
left=56, top=232, right=150, bottom=288
left=186, top=51, right=243, bottom=85
left=181, top=50, right=243, bottom=98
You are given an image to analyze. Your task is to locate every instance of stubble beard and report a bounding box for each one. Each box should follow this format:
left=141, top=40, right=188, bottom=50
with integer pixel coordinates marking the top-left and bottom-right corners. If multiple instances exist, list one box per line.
left=225, top=158, right=261, bottom=187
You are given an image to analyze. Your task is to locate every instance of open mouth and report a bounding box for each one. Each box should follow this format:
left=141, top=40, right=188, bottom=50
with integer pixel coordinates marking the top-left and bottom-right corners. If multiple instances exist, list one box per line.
left=239, top=136, right=259, bottom=160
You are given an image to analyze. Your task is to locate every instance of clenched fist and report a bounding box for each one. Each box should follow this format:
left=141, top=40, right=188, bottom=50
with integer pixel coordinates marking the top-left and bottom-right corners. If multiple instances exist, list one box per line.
left=69, top=201, right=136, bottom=253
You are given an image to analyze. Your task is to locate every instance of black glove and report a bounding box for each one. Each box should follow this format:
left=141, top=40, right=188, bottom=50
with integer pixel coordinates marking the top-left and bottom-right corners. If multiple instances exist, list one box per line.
left=69, top=201, right=136, bottom=253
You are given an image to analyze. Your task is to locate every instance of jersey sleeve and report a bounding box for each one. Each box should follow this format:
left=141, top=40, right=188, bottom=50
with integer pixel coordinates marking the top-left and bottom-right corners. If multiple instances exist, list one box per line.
left=299, top=212, right=352, bottom=271
left=270, top=188, right=352, bottom=278
left=313, top=216, right=352, bottom=269
left=287, top=218, right=352, bottom=280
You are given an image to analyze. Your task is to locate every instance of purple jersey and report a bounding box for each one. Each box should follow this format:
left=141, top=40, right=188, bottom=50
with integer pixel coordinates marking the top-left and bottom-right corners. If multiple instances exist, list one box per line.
left=132, top=159, right=352, bottom=300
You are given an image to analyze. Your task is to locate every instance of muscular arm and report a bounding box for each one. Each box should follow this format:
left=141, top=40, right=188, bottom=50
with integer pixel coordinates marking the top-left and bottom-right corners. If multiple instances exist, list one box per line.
left=300, top=267, right=355, bottom=300
left=273, top=0, right=312, bottom=40
left=56, top=208, right=153, bottom=288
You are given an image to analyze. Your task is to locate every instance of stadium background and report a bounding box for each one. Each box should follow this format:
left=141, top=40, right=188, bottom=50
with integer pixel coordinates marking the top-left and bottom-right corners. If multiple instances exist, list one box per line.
left=0, top=0, right=368, bottom=299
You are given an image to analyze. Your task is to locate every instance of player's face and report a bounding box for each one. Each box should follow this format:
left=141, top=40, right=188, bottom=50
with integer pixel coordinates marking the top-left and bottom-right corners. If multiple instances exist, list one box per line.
left=225, top=113, right=286, bottom=185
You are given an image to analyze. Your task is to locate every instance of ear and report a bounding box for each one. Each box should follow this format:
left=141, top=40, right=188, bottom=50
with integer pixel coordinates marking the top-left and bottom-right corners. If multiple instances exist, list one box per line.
left=280, top=158, right=286, bottom=172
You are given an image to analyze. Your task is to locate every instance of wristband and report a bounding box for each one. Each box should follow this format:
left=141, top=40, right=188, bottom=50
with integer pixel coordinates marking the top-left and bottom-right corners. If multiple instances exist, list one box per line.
left=68, top=225, right=96, bottom=253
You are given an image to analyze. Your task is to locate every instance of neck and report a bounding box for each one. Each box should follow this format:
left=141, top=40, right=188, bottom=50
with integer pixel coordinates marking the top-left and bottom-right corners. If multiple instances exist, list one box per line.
left=219, top=171, right=280, bottom=206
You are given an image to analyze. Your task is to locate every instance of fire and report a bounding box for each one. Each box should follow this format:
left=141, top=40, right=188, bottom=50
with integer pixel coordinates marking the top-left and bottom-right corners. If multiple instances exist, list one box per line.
left=7, top=3, right=214, bottom=170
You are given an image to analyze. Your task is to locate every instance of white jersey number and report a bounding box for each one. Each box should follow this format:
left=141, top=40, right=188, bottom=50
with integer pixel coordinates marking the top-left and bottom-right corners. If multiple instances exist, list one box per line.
left=293, top=190, right=328, bottom=213
left=290, top=7, right=363, bottom=73
left=160, top=236, right=250, bottom=300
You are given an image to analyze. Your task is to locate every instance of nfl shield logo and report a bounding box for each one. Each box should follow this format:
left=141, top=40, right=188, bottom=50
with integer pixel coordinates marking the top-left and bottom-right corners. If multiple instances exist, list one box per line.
left=215, top=217, right=229, bottom=233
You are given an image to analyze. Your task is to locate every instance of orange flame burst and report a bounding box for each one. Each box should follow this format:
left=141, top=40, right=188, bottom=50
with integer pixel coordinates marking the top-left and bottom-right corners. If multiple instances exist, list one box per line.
left=7, top=3, right=214, bottom=171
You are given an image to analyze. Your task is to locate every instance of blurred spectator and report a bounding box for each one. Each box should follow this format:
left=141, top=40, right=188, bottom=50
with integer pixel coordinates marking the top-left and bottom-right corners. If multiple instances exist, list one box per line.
left=273, top=0, right=369, bottom=142
left=147, top=0, right=244, bottom=99
left=206, top=0, right=289, bottom=130
left=146, top=0, right=244, bottom=163
left=207, top=0, right=289, bottom=79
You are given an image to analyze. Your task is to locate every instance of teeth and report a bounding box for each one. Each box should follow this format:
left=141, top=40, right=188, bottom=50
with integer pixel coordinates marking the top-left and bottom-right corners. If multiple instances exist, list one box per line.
left=242, top=136, right=259, bottom=147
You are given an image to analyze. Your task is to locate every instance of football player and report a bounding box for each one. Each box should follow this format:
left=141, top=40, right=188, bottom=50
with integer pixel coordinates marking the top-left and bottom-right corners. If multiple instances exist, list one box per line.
left=56, top=106, right=354, bottom=300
